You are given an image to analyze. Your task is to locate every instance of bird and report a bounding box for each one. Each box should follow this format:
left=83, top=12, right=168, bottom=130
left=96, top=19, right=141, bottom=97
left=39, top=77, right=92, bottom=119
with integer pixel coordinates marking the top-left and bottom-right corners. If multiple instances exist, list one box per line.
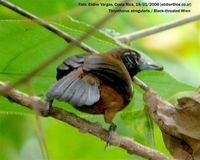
left=46, top=48, right=163, bottom=144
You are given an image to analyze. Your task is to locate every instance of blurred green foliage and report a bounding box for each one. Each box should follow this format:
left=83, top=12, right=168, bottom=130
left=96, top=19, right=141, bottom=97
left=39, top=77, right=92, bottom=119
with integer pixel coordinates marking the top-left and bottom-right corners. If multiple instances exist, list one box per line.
left=0, top=0, right=199, bottom=159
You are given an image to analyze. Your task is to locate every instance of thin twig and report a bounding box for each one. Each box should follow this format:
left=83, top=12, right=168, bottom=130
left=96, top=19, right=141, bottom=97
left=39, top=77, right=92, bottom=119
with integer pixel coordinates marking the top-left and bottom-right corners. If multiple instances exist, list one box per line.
left=133, top=77, right=149, bottom=91
left=0, top=81, right=173, bottom=160
left=0, top=0, right=129, bottom=91
left=117, top=13, right=200, bottom=43
left=0, top=0, right=97, bottom=54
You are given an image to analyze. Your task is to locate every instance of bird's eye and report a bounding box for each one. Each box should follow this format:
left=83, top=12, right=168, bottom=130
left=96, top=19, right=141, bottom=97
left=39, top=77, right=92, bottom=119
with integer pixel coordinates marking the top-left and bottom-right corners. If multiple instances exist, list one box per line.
left=123, top=50, right=142, bottom=64
left=131, top=51, right=141, bottom=63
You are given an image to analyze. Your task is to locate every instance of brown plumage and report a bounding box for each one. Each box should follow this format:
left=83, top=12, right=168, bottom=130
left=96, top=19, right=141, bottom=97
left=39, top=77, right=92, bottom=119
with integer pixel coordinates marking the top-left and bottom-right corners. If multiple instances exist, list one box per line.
left=46, top=48, right=163, bottom=142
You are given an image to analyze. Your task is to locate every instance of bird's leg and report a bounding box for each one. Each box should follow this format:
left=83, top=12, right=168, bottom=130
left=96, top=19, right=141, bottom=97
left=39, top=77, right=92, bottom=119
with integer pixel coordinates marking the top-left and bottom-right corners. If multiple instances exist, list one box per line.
left=43, top=99, right=53, bottom=116
left=104, top=109, right=118, bottom=149
left=105, top=122, right=117, bottom=149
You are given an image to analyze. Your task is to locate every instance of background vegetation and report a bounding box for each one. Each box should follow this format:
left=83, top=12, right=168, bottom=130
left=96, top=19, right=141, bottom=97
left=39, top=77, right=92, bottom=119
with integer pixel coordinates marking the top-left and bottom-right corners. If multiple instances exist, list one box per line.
left=0, top=0, right=199, bottom=159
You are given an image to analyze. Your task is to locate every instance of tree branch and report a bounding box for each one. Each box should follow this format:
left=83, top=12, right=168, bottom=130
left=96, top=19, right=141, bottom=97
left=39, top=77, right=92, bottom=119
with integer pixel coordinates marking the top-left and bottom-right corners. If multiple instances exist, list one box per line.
left=117, top=13, right=200, bottom=43
left=0, top=81, right=173, bottom=160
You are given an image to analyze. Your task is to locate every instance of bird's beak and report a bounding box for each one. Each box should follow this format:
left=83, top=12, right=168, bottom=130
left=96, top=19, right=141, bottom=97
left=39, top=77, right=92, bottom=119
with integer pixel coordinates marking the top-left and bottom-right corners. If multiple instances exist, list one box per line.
left=138, top=62, right=163, bottom=71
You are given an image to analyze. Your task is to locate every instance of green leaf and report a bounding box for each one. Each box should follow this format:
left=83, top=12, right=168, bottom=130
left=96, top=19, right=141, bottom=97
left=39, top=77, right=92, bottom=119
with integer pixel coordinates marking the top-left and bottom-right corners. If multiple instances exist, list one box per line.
left=57, top=16, right=124, bottom=48
left=137, top=70, right=195, bottom=100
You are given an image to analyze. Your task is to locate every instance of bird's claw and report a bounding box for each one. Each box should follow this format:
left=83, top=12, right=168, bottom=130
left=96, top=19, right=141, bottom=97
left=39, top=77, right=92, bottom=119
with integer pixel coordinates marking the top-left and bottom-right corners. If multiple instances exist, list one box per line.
left=105, top=123, right=117, bottom=150
left=43, top=99, right=53, bottom=116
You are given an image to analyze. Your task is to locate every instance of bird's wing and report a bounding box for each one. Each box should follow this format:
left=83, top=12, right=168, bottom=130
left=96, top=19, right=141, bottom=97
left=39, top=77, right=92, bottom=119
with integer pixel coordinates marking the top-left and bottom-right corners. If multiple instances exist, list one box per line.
left=47, top=68, right=100, bottom=107
left=83, top=54, right=133, bottom=101
left=56, top=54, right=86, bottom=80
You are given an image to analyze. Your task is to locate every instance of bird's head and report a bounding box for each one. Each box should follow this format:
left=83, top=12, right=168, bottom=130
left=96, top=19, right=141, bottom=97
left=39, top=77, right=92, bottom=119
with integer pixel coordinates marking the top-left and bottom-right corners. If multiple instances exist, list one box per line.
left=118, top=49, right=163, bottom=78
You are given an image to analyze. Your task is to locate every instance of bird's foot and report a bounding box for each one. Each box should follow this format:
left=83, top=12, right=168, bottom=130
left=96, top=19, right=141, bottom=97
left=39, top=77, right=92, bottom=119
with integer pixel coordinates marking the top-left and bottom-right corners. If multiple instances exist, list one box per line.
left=105, top=123, right=117, bottom=150
left=43, top=99, right=53, bottom=117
